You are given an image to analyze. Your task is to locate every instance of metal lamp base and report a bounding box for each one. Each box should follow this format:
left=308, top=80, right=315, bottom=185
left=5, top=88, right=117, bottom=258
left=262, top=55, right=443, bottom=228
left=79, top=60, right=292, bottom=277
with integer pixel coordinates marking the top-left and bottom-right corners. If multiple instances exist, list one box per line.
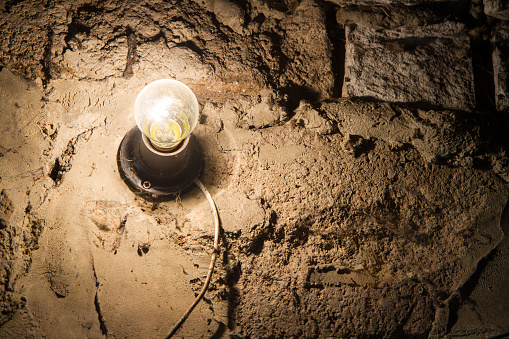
left=117, top=127, right=202, bottom=200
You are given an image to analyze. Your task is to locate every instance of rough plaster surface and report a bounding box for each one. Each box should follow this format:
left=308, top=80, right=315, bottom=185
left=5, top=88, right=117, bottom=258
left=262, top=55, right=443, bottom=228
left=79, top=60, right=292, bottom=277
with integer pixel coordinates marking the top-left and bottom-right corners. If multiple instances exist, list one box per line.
left=449, top=202, right=509, bottom=337
left=0, top=0, right=509, bottom=338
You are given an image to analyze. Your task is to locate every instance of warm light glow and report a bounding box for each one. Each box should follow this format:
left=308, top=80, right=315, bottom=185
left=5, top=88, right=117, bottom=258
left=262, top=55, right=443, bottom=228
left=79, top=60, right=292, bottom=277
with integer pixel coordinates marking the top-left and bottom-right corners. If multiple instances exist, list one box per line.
left=134, top=79, right=199, bottom=151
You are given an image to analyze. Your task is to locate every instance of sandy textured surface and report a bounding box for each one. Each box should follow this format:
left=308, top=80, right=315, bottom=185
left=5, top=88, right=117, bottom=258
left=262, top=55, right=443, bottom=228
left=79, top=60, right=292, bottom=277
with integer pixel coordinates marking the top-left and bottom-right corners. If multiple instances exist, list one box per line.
left=1, top=0, right=509, bottom=338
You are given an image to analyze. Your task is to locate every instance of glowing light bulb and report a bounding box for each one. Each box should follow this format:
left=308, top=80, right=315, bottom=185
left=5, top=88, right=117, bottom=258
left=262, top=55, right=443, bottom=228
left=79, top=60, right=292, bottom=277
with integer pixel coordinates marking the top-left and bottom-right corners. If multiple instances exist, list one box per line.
left=134, top=79, right=199, bottom=151
left=117, top=79, right=203, bottom=197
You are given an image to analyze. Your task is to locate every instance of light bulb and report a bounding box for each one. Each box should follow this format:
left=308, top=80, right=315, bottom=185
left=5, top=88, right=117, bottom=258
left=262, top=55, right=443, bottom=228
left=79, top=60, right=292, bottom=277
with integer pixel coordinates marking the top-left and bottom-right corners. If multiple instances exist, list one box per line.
left=134, top=79, right=199, bottom=151
left=117, top=79, right=203, bottom=198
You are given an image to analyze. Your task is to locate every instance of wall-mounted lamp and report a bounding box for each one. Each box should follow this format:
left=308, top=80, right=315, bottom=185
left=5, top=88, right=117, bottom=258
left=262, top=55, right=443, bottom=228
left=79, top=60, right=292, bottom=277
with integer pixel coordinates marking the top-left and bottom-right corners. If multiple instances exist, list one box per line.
left=117, top=79, right=203, bottom=199
left=117, top=79, right=219, bottom=338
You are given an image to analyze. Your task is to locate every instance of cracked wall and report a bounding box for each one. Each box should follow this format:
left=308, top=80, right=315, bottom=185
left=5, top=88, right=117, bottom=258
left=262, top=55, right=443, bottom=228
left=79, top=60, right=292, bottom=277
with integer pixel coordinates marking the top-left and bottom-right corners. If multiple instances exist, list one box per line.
left=0, top=0, right=509, bottom=338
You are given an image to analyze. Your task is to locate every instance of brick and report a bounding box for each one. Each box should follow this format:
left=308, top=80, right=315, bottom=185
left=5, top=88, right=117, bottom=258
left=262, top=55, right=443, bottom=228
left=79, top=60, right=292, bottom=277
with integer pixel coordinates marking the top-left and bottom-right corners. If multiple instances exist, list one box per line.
left=343, top=22, right=475, bottom=111
left=493, top=28, right=509, bottom=112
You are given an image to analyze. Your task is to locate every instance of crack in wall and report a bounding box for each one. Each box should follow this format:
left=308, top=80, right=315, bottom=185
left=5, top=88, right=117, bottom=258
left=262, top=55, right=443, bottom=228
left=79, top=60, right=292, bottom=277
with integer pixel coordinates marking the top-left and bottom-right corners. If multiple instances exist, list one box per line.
left=470, top=27, right=496, bottom=112
left=40, top=27, right=54, bottom=86
left=48, top=127, right=96, bottom=185
left=122, top=27, right=137, bottom=78
left=92, top=263, right=108, bottom=336
left=1, top=1, right=508, bottom=338
left=324, top=1, right=346, bottom=98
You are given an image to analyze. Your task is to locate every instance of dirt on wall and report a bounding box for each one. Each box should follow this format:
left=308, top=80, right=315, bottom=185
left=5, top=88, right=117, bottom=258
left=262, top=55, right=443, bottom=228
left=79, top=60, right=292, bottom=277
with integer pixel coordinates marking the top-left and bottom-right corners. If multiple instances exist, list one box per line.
left=0, top=0, right=509, bottom=338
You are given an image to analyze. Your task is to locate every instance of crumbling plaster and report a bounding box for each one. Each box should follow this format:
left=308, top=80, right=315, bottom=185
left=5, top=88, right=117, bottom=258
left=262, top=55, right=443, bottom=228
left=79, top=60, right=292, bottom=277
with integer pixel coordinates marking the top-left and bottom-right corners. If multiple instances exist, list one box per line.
left=0, top=0, right=509, bottom=338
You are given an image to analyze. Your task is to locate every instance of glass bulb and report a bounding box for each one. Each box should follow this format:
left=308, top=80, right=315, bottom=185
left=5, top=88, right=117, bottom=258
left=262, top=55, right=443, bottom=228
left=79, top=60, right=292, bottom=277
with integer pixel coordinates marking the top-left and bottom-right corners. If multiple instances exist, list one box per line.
left=134, top=79, right=199, bottom=151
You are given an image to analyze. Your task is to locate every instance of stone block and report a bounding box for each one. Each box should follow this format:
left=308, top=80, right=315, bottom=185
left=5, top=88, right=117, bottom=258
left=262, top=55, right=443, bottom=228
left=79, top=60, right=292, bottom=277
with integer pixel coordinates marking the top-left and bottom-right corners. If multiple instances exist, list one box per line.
left=484, top=0, right=509, bottom=20
left=493, top=28, right=509, bottom=112
left=343, top=22, right=475, bottom=111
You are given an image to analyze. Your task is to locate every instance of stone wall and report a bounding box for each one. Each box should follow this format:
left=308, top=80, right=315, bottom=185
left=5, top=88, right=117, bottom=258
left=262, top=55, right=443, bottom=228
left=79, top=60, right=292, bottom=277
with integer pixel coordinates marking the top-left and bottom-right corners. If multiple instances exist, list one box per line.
left=0, top=1, right=508, bottom=338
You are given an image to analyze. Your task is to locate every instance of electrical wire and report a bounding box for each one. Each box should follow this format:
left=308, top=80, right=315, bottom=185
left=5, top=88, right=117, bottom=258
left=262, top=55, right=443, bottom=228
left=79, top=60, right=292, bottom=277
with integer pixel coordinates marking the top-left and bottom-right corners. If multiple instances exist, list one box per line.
left=166, top=178, right=220, bottom=339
